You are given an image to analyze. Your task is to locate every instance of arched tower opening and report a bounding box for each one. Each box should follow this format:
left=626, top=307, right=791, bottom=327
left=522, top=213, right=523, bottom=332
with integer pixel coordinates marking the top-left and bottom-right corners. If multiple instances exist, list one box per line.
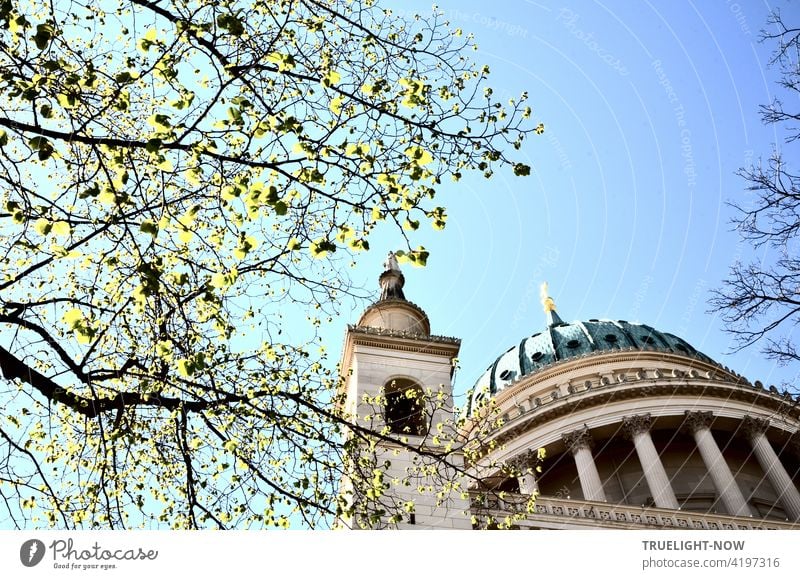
left=383, top=377, right=427, bottom=436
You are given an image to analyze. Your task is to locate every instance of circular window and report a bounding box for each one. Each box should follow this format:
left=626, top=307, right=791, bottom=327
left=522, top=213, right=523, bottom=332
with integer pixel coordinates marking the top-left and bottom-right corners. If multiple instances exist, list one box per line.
left=604, top=334, right=618, bottom=343
left=499, top=369, right=513, bottom=381
left=566, top=339, right=580, bottom=348
left=530, top=351, right=544, bottom=362
left=640, top=335, right=655, bottom=345
left=675, top=343, right=689, bottom=353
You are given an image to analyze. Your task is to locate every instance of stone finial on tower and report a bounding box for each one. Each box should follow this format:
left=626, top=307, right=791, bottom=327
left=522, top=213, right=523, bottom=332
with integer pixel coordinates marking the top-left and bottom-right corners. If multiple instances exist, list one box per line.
left=379, top=251, right=406, bottom=300
left=540, top=282, right=564, bottom=326
left=384, top=251, right=400, bottom=272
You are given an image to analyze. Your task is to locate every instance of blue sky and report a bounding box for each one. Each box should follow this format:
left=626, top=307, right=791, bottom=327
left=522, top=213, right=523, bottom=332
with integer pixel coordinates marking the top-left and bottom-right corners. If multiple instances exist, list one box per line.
left=334, top=0, right=798, bottom=408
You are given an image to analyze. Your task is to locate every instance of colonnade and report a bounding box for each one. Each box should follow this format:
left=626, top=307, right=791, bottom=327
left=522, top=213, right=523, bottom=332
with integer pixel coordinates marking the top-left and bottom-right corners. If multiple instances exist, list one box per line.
left=509, top=412, right=800, bottom=521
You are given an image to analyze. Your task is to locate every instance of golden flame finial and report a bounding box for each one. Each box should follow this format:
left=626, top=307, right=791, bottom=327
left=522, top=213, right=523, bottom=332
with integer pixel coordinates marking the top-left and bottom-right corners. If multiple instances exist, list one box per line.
left=540, top=282, right=557, bottom=313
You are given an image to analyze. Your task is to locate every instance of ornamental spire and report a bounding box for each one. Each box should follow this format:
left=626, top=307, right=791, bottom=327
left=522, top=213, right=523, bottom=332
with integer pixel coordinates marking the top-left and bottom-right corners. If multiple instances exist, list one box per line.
left=540, top=282, right=564, bottom=326
left=379, top=251, right=406, bottom=300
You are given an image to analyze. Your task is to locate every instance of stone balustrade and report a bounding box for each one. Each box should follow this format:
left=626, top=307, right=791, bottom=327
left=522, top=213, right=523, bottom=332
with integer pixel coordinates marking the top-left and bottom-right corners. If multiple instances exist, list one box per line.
left=473, top=493, right=800, bottom=530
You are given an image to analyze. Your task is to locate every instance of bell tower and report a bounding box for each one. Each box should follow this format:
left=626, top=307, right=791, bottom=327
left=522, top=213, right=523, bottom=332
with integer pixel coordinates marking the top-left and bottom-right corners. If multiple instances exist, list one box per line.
left=337, top=253, right=472, bottom=529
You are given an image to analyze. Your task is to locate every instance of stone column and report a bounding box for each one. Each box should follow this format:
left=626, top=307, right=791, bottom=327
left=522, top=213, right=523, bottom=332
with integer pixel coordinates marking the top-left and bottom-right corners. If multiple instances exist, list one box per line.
left=742, top=416, right=800, bottom=521
left=684, top=411, right=752, bottom=517
left=622, top=414, right=679, bottom=509
left=508, top=449, right=539, bottom=495
left=562, top=427, right=607, bottom=502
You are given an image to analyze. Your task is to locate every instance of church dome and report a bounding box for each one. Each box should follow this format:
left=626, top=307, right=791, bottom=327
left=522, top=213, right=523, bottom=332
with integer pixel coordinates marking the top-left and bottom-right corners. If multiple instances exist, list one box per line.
left=469, top=318, right=715, bottom=412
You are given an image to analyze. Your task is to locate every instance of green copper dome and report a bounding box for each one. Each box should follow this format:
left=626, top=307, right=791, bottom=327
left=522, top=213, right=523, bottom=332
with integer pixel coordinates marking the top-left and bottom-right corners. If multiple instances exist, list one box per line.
left=468, top=318, right=715, bottom=412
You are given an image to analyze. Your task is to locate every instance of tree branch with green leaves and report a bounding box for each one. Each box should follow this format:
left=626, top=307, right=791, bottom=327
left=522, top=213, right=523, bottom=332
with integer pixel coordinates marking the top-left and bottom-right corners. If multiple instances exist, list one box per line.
left=0, top=0, right=541, bottom=528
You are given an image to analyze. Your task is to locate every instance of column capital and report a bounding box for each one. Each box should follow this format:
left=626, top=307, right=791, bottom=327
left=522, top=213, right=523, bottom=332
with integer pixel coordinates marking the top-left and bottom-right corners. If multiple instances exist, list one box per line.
left=563, top=426, right=594, bottom=454
left=622, top=413, right=653, bottom=440
left=506, top=449, right=538, bottom=475
left=741, top=415, right=769, bottom=440
left=683, top=410, right=713, bottom=434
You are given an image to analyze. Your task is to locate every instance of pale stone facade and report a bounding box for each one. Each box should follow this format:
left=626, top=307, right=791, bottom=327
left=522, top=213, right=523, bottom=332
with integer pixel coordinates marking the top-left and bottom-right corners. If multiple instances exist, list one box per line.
left=339, top=262, right=800, bottom=530
left=337, top=260, right=471, bottom=529
left=472, top=351, right=800, bottom=529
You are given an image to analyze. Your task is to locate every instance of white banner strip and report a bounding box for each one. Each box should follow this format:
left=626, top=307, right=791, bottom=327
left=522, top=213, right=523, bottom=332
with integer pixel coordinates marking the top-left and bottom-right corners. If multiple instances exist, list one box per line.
left=1, top=530, right=798, bottom=578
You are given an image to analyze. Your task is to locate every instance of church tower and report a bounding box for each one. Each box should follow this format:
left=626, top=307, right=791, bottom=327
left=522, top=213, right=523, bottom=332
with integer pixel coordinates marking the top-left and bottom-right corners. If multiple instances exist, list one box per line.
left=337, top=253, right=472, bottom=529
